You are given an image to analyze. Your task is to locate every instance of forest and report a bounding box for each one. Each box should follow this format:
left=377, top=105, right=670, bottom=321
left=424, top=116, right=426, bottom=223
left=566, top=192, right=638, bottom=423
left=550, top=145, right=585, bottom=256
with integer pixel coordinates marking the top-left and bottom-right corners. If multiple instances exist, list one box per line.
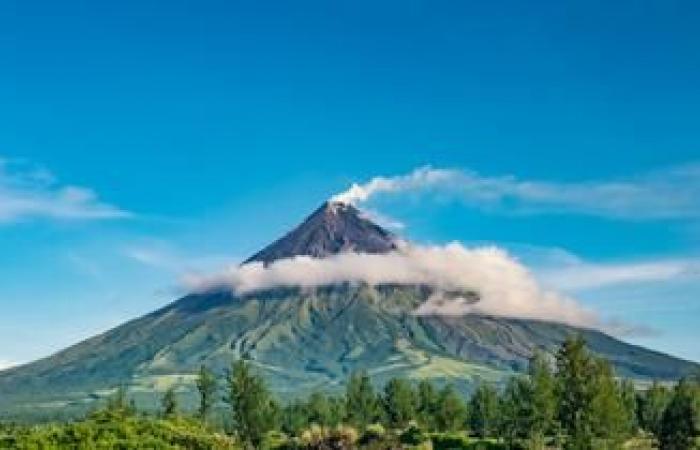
left=1, top=336, right=698, bottom=450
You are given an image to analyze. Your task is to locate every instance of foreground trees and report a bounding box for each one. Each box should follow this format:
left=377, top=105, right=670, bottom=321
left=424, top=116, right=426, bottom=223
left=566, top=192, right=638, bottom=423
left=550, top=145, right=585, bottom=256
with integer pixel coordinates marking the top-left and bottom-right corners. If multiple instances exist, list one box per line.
left=250, top=347, right=694, bottom=449
left=345, top=370, right=381, bottom=430
left=226, top=359, right=279, bottom=448
left=382, top=377, right=417, bottom=428
left=2, top=337, right=699, bottom=449
left=469, top=383, right=499, bottom=439
left=197, top=364, right=218, bottom=421
left=638, top=381, right=670, bottom=438
left=660, top=379, right=699, bottom=450
left=554, top=336, right=637, bottom=449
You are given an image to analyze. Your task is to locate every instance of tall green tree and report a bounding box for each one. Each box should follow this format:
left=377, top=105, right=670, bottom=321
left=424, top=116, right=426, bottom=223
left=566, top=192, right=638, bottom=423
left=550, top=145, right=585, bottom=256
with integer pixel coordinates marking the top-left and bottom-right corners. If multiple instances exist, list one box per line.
left=555, top=335, right=596, bottom=449
left=638, top=381, right=670, bottom=438
left=434, top=384, right=467, bottom=432
left=588, top=359, right=631, bottom=449
left=528, top=350, right=556, bottom=439
left=345, top=370, right=381, bottom=430
left=619, top=379, right=638, bottom=434
left=659, top=378, right=698, bottom=450
left=469, top=383, right=499, bottom=438
left=306, top=392, right=333, bottom=426
left=280, top=400, right=308, bottom=436
left=326, top=395, right=346, bottom=427
left=416, top=380, right=439, bottom=429
left=499, top=376, right=534, bottom=448
left=161, top=385, right=179, bottom=418
left=382, top=377, right=417, bottom=428
left=196, top=364, right=217, bottom=421
left=225, top=359, right=278, bottom=448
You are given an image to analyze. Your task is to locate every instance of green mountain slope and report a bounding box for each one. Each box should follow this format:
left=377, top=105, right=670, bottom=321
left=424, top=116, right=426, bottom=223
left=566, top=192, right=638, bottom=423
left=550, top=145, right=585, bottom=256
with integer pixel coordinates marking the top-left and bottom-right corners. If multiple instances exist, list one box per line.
left=1, top=284, right=697, bottom=418
left=2, top=201, right=697, bottom=419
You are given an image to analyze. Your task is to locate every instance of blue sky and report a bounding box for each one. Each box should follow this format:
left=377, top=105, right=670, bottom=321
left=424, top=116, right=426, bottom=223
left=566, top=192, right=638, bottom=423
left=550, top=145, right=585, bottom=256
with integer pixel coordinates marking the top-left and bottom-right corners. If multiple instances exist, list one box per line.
left=1, top=0, right=699, bottom=367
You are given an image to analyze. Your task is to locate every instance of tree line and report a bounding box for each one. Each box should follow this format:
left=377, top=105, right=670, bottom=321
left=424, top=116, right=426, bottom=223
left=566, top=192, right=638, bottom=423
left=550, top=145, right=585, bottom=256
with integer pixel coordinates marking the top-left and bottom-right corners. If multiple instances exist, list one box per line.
left=2, top=335, right=699, bottom=449
left=190, top=335, right=699, bottom=449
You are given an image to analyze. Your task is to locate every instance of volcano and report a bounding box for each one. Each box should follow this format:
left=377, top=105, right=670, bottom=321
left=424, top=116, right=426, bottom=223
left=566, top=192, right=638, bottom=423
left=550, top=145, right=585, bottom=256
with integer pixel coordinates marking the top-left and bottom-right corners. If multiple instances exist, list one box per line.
left=0, top=201, right=697, bottom=418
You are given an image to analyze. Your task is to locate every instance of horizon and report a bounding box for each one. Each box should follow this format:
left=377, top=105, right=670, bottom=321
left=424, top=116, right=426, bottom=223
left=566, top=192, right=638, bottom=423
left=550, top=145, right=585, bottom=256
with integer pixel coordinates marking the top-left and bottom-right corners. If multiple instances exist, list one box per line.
left=2, top=0, right=700, bottom=370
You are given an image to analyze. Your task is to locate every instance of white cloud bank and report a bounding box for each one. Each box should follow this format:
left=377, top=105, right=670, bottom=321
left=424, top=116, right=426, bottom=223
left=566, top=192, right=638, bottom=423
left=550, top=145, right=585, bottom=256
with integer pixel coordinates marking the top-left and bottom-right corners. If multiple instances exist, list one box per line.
left=0, top=158, right=130, bottom=223
left=331, top=164, right=700, bottom=220
left=186, top=243, right=600, bottom=330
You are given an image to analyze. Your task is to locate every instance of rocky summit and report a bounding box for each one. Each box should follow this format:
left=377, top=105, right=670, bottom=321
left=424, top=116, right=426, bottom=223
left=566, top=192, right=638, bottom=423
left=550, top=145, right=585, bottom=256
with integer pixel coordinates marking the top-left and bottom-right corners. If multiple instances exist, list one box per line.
left=244, top=201, right=397, bottom=264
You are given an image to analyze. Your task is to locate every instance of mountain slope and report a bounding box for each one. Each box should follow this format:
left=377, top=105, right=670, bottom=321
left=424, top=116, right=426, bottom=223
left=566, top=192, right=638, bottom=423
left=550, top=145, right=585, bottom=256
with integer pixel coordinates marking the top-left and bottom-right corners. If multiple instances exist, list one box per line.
left=1, top=202, right=698, bottom=418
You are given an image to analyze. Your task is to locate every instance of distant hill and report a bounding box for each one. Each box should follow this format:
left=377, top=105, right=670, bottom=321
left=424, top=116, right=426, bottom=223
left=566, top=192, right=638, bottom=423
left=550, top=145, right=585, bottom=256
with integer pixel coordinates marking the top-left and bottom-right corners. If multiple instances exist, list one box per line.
left=1, top=202, right=697, bottom=418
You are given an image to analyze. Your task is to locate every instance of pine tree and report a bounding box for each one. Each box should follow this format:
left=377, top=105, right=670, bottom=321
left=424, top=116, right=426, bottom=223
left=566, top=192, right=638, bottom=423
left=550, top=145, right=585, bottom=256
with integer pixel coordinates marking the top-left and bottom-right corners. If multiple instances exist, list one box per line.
left=345, top=370, right=380, bottom=430
left=382, top=377, right=417, bottom=428
left=499, top=376, right=534, bottom=448
left=638, top=381, right=670, bottom=438
left=588, top=359, right=630, bottom=448
left=161, top=385, right=178, bottom=418
left=280, top=400, right=308, bottom=436
left=528, top=350, right=556, bottom=443
left=659, top=378, right=698, bottom=450
left=469, top=383, right=499, bottom=438
left=619, top=379, right=638, bottom=434
left=225, top=359, right=278, bottom=448
left=434, top=384, right=467, bottom=432
left=306, top=392, right=333, bottom=426
left=416, top=380, right=439, bottom=429
left=326, top=395, right=346, bottom=426
left=196, top=364, right=217, bottom=422
left=555, top=335, right=596, bottom=449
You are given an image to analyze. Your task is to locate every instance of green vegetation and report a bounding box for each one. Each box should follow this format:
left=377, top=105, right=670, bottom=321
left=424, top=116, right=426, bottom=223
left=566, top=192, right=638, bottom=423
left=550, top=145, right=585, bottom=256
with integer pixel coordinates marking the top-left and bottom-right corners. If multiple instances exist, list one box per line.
left=225, top=360, right=279, bottom=448
left=195, top=364, right=217, bottom=422
left=1, top=336, right=699, bottom=449
left=2, top=284, right=698, bottom=419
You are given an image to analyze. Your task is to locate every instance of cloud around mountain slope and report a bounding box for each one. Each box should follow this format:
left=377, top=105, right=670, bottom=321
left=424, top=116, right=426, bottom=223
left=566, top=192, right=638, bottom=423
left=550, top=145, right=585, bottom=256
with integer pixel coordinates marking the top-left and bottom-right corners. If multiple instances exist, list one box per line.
left=331, top=164, right=700, bottom=220
left=0, top=359, right=17, bottom=371
left=186, top=242, right=600, bottom=330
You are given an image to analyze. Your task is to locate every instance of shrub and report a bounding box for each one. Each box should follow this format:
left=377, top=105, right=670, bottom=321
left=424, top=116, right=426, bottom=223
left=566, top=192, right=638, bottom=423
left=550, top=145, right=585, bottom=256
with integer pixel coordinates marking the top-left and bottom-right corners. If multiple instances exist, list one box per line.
left=430, top=433, right=508, bottom=450
left=400, top=423, right=426, bottom=445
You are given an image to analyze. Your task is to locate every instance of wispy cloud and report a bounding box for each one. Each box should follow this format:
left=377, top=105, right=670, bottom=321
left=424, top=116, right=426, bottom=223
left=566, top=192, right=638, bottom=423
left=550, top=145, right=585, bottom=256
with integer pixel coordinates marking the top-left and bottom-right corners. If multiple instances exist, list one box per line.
left=186, top=242, right=600, bottom=330
left=332, top=164, right=700, bottom=220
left=65, top=252, right=106, bottom=280
left=0, top=158, right=130, bottom=223
left=537, top=256, right=700, bottom=292
left=123, top=242, right=239, bottom=274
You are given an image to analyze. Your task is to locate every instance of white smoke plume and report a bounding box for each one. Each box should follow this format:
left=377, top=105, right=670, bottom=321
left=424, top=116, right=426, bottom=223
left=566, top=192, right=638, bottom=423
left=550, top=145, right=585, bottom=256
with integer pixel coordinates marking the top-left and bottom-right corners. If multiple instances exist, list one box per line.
left=330, top=164, right=700, bottom=219
left=331, top=167, right=457, bottom=205
left=185, top=243, right=599, bottom=330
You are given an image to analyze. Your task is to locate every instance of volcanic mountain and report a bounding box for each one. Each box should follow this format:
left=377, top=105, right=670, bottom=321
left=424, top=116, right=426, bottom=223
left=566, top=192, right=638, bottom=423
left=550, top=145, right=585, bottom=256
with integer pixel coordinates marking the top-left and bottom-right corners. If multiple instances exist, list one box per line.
left=0, top=201, right=698, bottom=418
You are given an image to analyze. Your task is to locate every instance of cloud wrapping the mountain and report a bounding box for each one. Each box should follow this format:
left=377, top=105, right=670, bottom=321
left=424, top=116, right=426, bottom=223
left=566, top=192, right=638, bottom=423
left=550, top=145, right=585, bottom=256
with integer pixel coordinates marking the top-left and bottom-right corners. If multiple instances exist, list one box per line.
left=332, top=164, right=700, bottom=219
left=0, top=158, right=130, bottom=223
left=0, top=359, right=17, bottom=371
left=186, top=243, right=598, bottom=329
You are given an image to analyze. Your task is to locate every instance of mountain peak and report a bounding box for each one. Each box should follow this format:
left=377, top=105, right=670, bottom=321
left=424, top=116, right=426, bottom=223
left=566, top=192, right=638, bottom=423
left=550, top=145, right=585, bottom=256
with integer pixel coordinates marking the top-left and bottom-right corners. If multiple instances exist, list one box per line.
left=244, top=201, right=397, bottom=265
